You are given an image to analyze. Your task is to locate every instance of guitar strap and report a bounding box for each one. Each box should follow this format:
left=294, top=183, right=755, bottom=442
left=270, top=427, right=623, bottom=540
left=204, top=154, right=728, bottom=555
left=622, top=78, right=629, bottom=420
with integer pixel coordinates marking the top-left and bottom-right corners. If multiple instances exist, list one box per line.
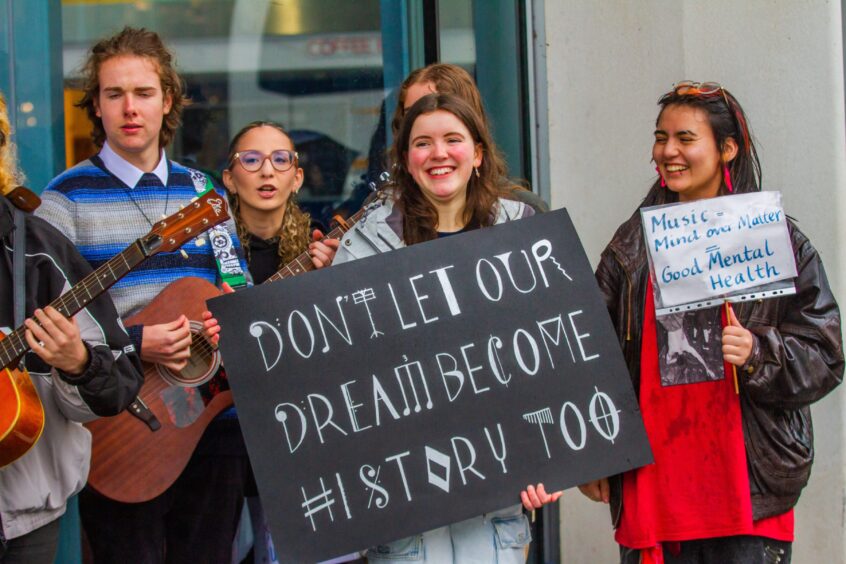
left=189, top=170, right=247, bottom=289
left=12, top=207, right=25, bottom=328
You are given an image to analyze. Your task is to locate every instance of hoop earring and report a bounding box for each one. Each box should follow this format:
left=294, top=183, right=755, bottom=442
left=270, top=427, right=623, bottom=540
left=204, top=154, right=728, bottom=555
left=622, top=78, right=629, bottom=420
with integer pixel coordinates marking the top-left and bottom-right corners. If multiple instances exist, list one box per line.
left=474, top=167, right=480, bottom=179
left=723, top=163, right=734, bottom=193
left=655, top=166, right=666, bottom=188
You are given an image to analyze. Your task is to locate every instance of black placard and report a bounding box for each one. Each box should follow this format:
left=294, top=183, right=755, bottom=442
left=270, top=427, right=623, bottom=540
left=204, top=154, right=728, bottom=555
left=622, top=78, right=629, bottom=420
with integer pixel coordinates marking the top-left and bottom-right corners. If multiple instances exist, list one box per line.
left=209, top=208, right=652, bottom=563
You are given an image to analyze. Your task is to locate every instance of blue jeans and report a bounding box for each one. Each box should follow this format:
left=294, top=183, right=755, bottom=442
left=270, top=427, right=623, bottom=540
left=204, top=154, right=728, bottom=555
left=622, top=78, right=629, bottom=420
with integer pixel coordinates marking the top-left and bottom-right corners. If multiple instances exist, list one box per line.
left=620, top=536, right=791, bottom=564
left=367, top=504, right=531, bottom=563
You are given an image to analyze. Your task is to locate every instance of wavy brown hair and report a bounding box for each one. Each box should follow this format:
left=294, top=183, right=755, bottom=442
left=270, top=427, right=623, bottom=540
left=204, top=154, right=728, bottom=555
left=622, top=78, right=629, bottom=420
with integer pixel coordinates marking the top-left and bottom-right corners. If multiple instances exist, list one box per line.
left=392, top=93, right=514, bottom=245
left=77, top=27, right=190, bottom=149
left=225, top=121, right=311, bottom=269
left=0, top=94, right=20, bottom=196
left=392, top=63, right=485, bottom=137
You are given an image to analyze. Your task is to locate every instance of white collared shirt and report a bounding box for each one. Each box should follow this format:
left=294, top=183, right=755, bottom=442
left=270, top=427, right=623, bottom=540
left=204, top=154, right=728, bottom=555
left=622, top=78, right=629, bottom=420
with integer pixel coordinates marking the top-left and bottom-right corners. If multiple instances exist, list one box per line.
left=99, top=141, right=169, bottom=188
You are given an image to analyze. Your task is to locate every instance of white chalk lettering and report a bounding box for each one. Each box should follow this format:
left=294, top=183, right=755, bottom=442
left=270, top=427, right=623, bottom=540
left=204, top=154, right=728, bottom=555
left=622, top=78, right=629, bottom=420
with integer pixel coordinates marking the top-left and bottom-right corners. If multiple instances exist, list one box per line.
left=288, top=310, right=315, bottom=358
left=484, top=423, right=508, bottom=473
left=274, top=402, right=307, bottom=453
left=568, top=310, right=599, bottom=361
left=451, top=436, right=485, bottom=484
left=559, top=401, right=587, bottom=450
left=307, top=393, right=348, bottom=444
left=486, top=335, right=512, bottom=386
left=475, top=258, right=504, bottom=301
left=425, top=446, right=452, bottom=493
left=513, top=328, right=541, bottom=375
left=494, top=250, right=538, bottom=294
left=314, top=297, right=353, bottom=353
left=341, top=380, right=372, bottom=433
left=430, top=265, right=462, bottom=316
left=436, top=352, right=464, bottom=402
left=394, top=357, right=433, bottom=414
left=460, top=343, right=489, bottom=395
left=388, top=282, right=417, bottom=330
left=385, top=451, right=413, bottom=501
left=372, top=374, right=401, bottom=426
left=537, top=315, right=576, bottom=366
left=249, top=321, right=283, bottom=371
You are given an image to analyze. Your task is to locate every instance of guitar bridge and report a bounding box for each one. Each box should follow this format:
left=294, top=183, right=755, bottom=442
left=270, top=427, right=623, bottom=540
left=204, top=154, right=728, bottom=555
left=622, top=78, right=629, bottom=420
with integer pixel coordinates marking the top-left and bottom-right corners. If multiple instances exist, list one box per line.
left=128, top=397, right=161, bottom=431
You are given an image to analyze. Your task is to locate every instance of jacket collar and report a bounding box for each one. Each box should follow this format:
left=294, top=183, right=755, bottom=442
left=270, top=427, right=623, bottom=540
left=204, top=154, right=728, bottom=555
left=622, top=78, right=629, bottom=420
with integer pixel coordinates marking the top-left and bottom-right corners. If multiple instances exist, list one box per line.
left=0, top=194, right=14, bottom=240
left=606, top=209, right=648, bottom=275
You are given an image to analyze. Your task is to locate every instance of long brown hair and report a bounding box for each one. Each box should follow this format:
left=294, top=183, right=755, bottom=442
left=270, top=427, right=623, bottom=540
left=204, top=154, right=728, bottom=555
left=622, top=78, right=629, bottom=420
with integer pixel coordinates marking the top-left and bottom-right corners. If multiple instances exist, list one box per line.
left=77, top=27, right=190, bottom=149
left=392, top=93, right=513, bottom=245
left=225, top=121, right=311, bottom=269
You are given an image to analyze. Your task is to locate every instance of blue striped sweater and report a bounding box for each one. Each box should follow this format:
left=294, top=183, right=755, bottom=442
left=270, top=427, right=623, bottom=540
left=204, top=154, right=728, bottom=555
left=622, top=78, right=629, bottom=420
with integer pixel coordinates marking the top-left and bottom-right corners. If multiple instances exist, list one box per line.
left=36, top=156, right=248, bottom=350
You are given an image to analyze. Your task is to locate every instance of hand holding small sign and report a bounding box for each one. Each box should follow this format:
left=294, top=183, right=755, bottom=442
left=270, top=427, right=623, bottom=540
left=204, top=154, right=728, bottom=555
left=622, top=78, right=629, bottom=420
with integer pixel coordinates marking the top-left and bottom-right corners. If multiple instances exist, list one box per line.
left=722, top=304, right=754, bottom=367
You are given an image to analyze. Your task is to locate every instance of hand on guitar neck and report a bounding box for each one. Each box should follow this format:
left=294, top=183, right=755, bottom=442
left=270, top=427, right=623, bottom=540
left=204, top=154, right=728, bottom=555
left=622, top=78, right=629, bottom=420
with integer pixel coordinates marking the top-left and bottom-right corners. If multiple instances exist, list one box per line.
left=23, top=306, right=90, bottom=376
left=139, top=316, right=193, bottom=372
left=308, top=228, right=340, bottom=269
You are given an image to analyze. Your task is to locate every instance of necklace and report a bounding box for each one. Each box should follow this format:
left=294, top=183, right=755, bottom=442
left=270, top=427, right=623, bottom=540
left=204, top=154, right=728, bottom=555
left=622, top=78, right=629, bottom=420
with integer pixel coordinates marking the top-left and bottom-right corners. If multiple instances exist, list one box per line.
left=121, top=173, right=170, bottom=228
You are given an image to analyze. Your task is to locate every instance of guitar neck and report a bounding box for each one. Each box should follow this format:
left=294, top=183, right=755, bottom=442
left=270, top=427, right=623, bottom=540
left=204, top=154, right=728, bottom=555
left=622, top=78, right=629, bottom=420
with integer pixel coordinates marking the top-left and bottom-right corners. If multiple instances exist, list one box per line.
left=263, top=206, right=368, bottom=284
left=0, top=242, right=148, bottom=370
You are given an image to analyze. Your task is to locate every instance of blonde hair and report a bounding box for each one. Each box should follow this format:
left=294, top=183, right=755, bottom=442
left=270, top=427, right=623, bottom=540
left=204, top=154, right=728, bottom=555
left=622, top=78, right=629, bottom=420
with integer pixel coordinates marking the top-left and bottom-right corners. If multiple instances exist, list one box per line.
left=0, top=94, right=21, bottom=196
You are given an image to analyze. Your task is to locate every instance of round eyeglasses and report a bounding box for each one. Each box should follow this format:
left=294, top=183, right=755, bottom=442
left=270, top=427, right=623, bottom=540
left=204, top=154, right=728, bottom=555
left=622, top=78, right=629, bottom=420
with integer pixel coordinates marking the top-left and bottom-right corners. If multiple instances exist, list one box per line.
left=231, top=149, right=298, bottom=173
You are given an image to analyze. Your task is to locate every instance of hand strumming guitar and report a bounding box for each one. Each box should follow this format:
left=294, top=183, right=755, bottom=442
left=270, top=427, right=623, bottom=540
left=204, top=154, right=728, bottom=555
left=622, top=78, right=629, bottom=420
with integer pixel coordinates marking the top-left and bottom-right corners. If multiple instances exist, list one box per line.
left=139, top=315, right=192, bottom=372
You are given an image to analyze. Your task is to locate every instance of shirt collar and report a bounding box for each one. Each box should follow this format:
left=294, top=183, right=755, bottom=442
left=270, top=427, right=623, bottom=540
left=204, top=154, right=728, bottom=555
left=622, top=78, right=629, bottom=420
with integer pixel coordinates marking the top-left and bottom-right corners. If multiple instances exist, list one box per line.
left=99, top=142, right=169, bottom=188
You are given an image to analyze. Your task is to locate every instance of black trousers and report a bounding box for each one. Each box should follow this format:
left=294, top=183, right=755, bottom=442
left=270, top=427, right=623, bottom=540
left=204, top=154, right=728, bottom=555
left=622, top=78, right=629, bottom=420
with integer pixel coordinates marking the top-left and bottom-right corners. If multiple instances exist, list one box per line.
left=620, top=536, right=792, bottom=564
left=0, top=518, right=61, bottom=564
left=80, top=421, right=252, bottom=564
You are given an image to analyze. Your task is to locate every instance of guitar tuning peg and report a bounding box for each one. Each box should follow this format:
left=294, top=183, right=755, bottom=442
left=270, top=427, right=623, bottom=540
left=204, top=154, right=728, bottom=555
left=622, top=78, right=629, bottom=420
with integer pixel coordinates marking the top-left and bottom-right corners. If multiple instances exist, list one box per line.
left=190, top=196, right=198, bottom=202
left=180, top=249, right=189, bottom=259
left=379, top=171, right=391, bottom=183
left=368, top=181, right=376, bottom=192
left=161, top=214, right=168, bottom=219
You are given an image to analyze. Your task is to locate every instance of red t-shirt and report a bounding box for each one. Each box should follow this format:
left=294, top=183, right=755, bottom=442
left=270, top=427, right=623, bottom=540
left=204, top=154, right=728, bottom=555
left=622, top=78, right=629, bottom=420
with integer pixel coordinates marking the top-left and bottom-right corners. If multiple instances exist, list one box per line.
left=615, top=280, right=793, bottom=553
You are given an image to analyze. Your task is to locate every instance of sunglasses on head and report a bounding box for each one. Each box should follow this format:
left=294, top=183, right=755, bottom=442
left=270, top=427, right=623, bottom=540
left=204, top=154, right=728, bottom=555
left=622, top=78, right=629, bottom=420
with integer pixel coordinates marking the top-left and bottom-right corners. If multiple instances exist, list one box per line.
left=231, top=149, right=298, bottom=173
left=671, top=80, right=730, bottom=106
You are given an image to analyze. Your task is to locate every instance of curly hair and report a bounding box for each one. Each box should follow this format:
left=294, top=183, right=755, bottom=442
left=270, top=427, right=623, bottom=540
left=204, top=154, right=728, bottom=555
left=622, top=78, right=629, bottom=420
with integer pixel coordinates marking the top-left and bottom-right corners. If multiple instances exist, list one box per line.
left=643, top=83, right=761, bottom=207
left=225, top=121, right=311, bottom=270
left=76, top=27, right=190, bottom=148
left=391, top=93, right=514, bottom=245
left=0, top=94, right=20, bottom=196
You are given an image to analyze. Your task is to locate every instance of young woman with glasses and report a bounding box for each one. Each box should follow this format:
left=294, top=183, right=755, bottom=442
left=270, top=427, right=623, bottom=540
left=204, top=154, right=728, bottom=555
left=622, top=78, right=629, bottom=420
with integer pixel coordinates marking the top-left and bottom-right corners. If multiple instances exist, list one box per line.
left=579, top=82, right=843, bottom=563
left=222, top=121, right=338, bottom=283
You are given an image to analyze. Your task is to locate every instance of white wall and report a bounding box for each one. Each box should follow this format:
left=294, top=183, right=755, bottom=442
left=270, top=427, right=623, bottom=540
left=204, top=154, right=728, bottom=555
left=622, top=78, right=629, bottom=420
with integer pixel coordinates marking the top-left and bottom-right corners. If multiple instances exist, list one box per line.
left=542, top=1, right=846, bottom=561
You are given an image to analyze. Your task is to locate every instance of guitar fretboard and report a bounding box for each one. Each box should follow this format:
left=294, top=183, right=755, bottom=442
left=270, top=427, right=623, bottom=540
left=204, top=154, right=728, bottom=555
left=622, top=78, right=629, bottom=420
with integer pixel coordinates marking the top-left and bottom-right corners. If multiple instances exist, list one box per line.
left=0, top=242, right=147, bottom=369
left=264, top=205, right=369, bottom=284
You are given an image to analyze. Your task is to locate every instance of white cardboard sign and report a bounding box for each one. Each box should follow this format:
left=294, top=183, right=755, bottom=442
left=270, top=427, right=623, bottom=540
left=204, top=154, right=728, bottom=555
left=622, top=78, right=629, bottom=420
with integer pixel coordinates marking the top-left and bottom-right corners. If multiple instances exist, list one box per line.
left=641, top=191, right=797, bottom=316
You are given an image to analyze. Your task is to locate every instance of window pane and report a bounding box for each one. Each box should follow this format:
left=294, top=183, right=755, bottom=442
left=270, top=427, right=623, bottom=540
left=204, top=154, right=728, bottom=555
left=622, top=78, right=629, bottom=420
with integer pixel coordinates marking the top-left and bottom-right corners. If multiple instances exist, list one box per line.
left=61, top=0, right=388, bottom=227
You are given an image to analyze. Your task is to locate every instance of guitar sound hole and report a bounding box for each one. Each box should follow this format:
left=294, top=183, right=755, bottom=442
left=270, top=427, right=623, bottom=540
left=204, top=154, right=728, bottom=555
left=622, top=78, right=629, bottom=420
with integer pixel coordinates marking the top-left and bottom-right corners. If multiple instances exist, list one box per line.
left=156, top=321, right=221, bottom=387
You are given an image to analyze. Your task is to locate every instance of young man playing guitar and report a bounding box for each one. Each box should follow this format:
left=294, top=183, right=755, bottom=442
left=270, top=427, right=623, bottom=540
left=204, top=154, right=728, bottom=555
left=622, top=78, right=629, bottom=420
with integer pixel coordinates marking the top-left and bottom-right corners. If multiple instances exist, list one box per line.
left=35, top=27, right=265, bottom=563
left=0, top=94, right=144, bottom=564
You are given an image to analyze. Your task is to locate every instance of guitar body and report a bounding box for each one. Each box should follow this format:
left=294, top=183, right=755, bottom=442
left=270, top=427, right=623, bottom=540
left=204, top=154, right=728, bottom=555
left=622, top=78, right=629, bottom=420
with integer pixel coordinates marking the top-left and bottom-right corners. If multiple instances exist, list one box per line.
left=86, top=277, right=229, bottom=503
left=0, top=337, right=45, bottom=467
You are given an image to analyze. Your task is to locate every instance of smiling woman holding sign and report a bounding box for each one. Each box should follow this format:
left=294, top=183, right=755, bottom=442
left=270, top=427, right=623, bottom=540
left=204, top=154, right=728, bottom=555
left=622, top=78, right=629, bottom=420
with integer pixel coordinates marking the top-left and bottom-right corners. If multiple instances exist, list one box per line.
left=333, top=93, right=556, bottom=562
left=583, top=82, right=844, bottom=563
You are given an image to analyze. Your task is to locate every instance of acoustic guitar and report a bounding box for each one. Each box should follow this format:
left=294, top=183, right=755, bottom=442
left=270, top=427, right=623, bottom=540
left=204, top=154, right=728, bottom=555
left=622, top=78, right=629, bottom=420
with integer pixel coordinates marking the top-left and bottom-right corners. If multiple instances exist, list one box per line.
left=86, top=202, right=374, bottom=502
left=0, top=190, right=231, bottom=468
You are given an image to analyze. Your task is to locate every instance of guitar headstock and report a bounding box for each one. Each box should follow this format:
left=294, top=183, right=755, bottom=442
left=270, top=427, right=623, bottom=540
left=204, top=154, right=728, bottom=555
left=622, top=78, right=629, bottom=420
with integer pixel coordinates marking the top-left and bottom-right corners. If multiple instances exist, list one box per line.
left=140, top=190, right=230, bottom=256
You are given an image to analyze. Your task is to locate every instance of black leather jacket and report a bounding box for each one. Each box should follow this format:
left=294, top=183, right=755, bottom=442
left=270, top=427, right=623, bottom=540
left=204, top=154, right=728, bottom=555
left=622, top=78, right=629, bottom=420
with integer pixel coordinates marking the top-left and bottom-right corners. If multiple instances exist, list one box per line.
left=595, top=209, right=843, bottom=524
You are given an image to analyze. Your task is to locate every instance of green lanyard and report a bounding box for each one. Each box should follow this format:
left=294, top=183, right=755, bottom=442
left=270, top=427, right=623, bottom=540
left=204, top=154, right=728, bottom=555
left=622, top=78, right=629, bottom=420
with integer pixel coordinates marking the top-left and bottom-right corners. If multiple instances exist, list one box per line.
left=197, top=174, right=247, bottom=289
